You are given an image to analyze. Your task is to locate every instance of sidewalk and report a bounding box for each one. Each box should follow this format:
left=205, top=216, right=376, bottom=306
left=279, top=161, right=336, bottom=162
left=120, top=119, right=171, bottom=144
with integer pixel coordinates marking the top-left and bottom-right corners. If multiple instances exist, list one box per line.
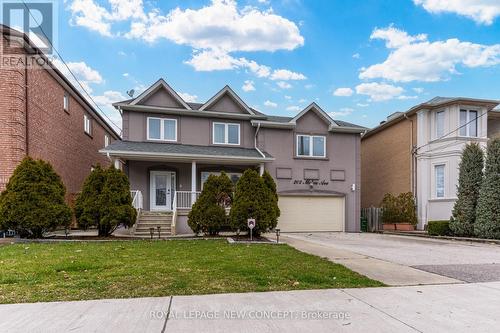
left=1, top=282, right=499, bottom=332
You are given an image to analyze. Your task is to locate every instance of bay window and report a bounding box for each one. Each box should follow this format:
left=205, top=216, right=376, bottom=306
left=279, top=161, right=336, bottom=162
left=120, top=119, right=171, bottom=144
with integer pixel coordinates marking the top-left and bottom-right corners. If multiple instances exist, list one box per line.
left=459, top=109, right=478, bottom=137
left=435, top=164, right=445, bottom=198
left=436, top=111, right=445, bottom=138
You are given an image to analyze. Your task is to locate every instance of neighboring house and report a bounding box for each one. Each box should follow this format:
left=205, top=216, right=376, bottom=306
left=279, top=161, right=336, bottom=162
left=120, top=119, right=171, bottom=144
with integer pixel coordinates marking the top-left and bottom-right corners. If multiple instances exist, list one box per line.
left=102, top=79, right=365, bottom=235
left=0, top=25, right=120, bottom=198
left=361, top=97, right=500, bottom=229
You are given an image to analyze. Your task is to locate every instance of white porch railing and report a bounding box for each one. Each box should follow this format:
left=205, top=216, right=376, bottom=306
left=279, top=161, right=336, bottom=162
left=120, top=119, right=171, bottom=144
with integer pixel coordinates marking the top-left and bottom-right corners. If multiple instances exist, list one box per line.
left=130, top=190, right=143, bottom=210
left=172, top=191, right=200, bottom=235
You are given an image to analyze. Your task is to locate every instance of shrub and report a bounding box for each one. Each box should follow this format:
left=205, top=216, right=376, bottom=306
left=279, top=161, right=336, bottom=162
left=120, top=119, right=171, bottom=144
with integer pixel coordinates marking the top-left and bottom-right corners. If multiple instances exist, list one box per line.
left=450, top=143, right=484, bottom=237
left=188, top=172, right=233, bottom=235
left=0, top=157, right=72, bottom=238
left=475, top=138, right=500, bottom=239
left=75, top=166, right=136, bottom=237
left=427, top=220, right=451, bottom=236
left=262, top=170, right=280, bottom=221
left=380, top=192, right=417, bottom=225
left=230, top=169, right=278, bottom=235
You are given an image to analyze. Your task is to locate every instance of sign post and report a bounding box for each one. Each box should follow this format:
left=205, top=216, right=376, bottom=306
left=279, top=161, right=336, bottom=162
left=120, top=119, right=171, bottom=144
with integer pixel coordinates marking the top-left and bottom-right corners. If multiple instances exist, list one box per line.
left=247, top=218, right=256, bottom=241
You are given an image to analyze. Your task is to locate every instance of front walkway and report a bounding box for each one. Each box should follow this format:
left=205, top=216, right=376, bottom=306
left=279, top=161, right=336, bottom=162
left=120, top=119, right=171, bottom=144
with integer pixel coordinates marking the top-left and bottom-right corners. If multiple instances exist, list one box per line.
left=1, top=282, right=499, bottom=332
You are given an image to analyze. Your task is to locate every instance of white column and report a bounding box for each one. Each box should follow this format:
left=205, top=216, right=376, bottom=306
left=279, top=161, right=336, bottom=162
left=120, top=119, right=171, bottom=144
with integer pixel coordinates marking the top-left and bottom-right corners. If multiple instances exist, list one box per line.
left=259, top=163, right=265, bottom=176
left=191, top=161, right=197, bottom=206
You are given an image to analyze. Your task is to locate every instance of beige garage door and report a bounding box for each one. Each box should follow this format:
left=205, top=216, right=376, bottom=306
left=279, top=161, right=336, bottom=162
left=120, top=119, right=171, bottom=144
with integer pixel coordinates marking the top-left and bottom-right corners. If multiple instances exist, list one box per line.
left=277, top=196, right=345, bottom=232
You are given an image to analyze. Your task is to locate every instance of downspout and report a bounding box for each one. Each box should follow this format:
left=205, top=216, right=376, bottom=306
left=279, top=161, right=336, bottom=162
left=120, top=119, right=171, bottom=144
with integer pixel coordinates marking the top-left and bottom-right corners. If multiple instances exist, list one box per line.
left=254, top=122, right=266, bottom=158
left=405, top=114, right=418, bottom=210
left=25, top=53, right=29, bottom=156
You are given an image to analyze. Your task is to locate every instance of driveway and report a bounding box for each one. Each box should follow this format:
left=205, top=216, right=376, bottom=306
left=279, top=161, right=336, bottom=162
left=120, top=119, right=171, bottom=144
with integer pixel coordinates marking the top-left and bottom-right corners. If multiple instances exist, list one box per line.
left=275, top=233, right=500, bottom=285
left=1, top=283, right=500, bottom=332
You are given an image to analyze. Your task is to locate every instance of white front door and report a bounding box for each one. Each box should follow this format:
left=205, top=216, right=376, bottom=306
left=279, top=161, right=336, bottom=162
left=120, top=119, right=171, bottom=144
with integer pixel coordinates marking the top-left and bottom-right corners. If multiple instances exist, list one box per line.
left=150, top=171, right=176, bottom=211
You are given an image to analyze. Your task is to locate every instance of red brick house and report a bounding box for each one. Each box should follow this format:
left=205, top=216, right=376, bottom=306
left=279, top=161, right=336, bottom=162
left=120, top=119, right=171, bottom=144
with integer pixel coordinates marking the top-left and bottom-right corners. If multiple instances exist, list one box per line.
left=0, top=25, right=120, bottom=198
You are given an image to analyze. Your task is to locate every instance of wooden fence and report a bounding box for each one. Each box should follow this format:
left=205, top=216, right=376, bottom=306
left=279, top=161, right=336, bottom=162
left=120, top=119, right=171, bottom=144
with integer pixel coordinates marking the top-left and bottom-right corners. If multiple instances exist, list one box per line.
left=361, top=207, right=383, bottom=232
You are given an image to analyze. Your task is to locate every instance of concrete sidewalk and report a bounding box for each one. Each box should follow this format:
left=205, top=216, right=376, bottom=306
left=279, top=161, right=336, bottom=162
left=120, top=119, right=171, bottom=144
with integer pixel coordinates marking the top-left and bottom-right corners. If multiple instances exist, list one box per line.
left=1, top=282, right=499, bottom=332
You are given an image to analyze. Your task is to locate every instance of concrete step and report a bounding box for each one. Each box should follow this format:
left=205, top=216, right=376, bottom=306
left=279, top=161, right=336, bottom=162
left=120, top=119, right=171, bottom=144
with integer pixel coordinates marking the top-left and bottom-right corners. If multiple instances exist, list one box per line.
left=134, top=231, right=171, bottom=237
left=136, top=221, right=172, bottom=226
left=140, top=212, right=173, bottom=216
left=139, top=215, right=172, bottom=220
left=135, top=227, right=172, bottom=233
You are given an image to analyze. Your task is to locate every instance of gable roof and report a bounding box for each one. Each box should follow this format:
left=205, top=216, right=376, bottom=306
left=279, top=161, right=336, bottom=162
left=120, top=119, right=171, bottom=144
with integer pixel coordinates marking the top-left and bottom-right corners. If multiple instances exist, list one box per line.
left=130, top=79, right=192, bottom=110
left=291, top=103, right=338, bottom=129
left=199, top=85, right=255, bottom=115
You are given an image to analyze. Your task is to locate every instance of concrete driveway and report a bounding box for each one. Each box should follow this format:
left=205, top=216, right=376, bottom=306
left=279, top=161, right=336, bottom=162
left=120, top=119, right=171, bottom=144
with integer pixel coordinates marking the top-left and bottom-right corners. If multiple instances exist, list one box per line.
left=274, top=233, right=500, bottom=285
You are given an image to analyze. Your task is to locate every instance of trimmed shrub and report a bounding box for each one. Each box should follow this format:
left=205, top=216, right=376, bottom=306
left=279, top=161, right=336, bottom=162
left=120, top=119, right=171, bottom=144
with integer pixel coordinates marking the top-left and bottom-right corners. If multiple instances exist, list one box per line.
left=427, top=220, right=451, bottom=236
left=380, top=192, right=417, bottom=225
left=450, top=143, right=484, bottom=237
left=262, top=170, right=280, bottom=221
left=0, top=157, right=72, bottom=238
left=230, top=169, right=278, bottom=235
left=75, top=166, right=136, bottom=237
left=475, top=138, right=500, bottom=239
left=188, top=172, right=233, bottom=235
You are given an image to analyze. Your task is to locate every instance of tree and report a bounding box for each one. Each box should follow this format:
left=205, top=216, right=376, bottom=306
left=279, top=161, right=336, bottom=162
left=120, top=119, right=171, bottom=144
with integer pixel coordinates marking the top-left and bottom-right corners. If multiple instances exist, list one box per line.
left=0, top=157, right=72, bottom=238
left=262, top=170, right=280, bottom=221
left=380, top=192, right=416, bottom=225
left=475, top=138, right=500, bottom=239
left=75, top=166, right=136, bottom=237
left=450, top=143, right=484, bottom=236
left=188, top=172, right=233, bottom=235
left=230, top=169, right=278, bottom=236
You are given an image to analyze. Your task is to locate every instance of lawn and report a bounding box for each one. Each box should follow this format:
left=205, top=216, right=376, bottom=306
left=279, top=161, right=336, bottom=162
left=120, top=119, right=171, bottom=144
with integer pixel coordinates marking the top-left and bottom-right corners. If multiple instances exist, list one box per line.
left=0, top=240, right=383, bottom=303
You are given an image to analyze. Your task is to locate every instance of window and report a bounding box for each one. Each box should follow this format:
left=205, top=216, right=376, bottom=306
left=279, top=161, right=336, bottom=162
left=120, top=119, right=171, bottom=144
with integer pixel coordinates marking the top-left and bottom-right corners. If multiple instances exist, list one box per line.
left=201, top=171, right=242, bottom=189
left=459, top=109, right=478, bottom=137
left=147, top=117, right=177, bottom=141
left=297, top=135, right=326, bottom=157
left=104, top=135, right=110, bottom=147
left=435, top=164, right=445, bottom=198
left=63, top=92, right=69, bottom=112
left=84, top=115, right=92, bottom=135
left=213, top=123, right=240, bottom=145
left=436, top=111, right=445, bottom=138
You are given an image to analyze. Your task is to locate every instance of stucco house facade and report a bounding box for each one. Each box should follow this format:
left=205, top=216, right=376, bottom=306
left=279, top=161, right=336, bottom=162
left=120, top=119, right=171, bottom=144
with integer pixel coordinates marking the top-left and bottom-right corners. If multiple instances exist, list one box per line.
left=361, top=97, right=500, bottom=229
left=0, top=25, right=120, bottom=199
left=102, top=79, right=365, bottom=236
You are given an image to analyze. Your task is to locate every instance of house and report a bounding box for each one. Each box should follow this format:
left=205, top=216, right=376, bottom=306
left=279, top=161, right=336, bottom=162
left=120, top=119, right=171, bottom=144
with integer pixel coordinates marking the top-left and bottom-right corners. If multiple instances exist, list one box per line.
left=361, top=97, right=500, bottom=229
left=0, top=25, right=120, bottom=198
left=102, top=79, right=365, bottom=236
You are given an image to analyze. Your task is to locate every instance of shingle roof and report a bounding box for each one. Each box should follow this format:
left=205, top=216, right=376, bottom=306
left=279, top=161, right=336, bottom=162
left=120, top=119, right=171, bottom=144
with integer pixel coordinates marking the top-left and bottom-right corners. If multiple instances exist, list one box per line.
left=334, top=120, right=366, bottom=129
left=104, top=141, right=273, bottom=159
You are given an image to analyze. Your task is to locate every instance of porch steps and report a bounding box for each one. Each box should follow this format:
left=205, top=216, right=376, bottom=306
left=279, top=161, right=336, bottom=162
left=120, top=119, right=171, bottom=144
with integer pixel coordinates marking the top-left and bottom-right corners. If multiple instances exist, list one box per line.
left=133, top=211, right=173, bottom=238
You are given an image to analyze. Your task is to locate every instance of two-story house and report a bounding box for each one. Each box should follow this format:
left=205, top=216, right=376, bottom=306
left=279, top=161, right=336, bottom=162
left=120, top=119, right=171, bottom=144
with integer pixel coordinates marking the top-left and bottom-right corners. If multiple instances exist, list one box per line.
left=361, top=97, right=500, bottom=229
left=0, top=25, right=120, bottom=200
left=102, top=79, right=365, bottom=236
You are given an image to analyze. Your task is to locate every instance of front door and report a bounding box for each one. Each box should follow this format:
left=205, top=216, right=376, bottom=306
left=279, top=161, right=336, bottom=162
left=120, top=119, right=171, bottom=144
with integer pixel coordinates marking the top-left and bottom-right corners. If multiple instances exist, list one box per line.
left=150, top=171, right=176, bottom=211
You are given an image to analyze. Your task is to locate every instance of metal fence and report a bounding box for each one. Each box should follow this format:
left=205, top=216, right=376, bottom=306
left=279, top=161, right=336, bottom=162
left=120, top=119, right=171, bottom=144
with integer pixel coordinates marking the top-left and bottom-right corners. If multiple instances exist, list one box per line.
left=361, top=207, right=383, bottom=232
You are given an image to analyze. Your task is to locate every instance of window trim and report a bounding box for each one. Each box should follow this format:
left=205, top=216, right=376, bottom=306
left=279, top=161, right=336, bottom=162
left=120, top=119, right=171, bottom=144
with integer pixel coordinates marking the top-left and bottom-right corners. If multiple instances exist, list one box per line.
left=435, top=110, right=445, bottom=138
left=84, top=114, right=92, bottom=136
left=434, top=164, right=446, bottom=198
left=63, top=92, right=69, bottom=113
left=212, top=122, right=241, bottom=145
left=296, top=134, right=326, bottom=158
left=147, top=117, right=178, bottom=142
left=459, top=109, right=479, bottom=138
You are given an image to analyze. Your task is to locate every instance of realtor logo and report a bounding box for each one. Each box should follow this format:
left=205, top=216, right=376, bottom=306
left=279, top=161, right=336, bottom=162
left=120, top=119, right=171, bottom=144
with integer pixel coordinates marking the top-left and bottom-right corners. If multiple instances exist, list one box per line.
left=1, top=0, right=57, bottom=54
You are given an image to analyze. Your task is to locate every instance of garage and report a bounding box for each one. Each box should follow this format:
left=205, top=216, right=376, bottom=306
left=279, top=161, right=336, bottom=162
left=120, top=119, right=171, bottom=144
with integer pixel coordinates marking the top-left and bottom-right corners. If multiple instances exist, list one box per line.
left=277, top=196, right=345, bottom=232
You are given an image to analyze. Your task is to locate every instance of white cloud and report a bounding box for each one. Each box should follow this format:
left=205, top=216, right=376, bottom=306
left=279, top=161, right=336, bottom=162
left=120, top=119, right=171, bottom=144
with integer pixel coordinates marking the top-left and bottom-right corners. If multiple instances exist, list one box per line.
left=298, top=98, right=307, bottom=103
left=414, top=0, right=500, bottom=25
left=269, top=69, right=306, bottom=80
left=277, top=81, right=292, bottom=89
left=286, top=105, right=301, bottom=112
left=352, top=53, right=360, bottom=59
left=413, top=87, right=424, bottom=93
left=284, top=95, right=292, bottom=100
left=178, top=92, right=198, bottom=102
left=333, top=87, right=354, bottom=97
left=329, top=107, right=354, bottom=118
left=360, top=25, right=500, bottom=82
left=357, top=103, right=369, bottom=107
left=93, top=90, right=127, bottom=131
left=52, top=59, right=103, bottom=93
left=264, top=100, right=278, bottom=108
left=355, top=82, right=404, bottom=102
left=304, top=84, right=314, bottom=89
left=123, top=72, right=129, bottom=77
left=242, top=80, right=256, bottom=92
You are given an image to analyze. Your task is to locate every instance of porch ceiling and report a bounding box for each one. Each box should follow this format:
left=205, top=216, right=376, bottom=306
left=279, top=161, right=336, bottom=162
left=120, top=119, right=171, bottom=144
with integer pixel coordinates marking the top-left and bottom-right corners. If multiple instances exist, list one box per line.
left=100, top=140, right=274, bottom=164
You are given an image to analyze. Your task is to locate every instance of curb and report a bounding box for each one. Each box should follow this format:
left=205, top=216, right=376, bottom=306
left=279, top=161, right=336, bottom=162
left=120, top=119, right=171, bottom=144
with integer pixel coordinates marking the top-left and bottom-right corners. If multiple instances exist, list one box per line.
left=382, top=231, right=500, bottom=245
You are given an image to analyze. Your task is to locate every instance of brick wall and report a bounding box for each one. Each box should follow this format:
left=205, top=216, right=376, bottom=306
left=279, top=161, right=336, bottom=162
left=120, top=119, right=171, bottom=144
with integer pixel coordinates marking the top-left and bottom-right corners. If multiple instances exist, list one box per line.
left=361, top=115, right=417, bottom=208
left=1, top=31, right=118, bottom=197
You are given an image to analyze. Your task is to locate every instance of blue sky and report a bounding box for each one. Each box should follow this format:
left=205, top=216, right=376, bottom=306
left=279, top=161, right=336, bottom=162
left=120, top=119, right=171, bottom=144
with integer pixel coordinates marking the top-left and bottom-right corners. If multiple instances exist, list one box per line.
left=6, top=0, right=500, bottom=132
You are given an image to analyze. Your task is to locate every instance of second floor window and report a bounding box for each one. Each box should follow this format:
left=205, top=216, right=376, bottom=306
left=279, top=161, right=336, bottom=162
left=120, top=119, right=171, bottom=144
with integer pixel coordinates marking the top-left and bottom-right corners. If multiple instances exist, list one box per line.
left=147, top=117, right=177, bottom=141
left=297, top=135, right=326, bottom=157
left=213, top=122, right=240, bottom=145
left=84, top=115, right=92, bottom=135
left=435, top=164, right=445, bottom=198
left=104, top=135, right=110, bottom=147
left=436, top=110, right=445, bottom=138
left=459, top=109, right=478, bottom=137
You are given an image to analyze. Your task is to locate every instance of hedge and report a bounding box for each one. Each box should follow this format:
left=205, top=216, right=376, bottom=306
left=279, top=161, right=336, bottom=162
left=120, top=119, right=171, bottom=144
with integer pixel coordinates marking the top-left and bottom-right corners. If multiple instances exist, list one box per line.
left=427, top=220, right=451, bottom=236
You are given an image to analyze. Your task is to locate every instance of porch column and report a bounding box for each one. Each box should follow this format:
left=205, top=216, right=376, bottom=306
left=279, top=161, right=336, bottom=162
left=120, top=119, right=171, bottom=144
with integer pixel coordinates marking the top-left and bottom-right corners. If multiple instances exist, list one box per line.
left=259, top=163, right=265, bottom=176
left=191, top=161, right=197, bottom=206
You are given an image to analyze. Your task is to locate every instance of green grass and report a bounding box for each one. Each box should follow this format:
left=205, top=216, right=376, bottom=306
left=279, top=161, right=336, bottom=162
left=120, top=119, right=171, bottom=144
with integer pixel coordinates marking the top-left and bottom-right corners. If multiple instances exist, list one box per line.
left=0, top=240, right=383, bottom=303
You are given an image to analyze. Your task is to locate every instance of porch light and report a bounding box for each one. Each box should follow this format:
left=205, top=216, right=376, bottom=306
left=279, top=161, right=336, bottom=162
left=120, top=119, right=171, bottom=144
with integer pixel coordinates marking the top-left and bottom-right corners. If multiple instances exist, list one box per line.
left=275, top=229, right=281, bottom=244
left=149, top=227, right=154, bottom=240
